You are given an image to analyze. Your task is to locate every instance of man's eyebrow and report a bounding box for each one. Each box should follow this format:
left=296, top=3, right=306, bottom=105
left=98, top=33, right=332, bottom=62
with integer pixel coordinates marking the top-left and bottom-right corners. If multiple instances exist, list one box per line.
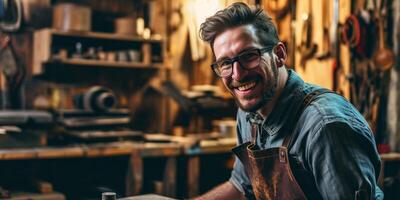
left=216, top=56, right=230, bottom=62
left=216, top=47, right=258, bottom=62
left=238, top=47, right=258, bottom=54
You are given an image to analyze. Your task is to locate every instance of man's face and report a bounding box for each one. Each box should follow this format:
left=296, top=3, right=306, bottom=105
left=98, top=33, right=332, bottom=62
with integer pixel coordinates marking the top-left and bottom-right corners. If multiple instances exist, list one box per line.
left=213, top=25, right=279, bottom=112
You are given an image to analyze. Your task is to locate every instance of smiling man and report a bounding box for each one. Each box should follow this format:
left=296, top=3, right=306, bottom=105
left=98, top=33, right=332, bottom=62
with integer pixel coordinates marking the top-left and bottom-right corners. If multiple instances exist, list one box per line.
left=195, top=2, right=383, bottom=200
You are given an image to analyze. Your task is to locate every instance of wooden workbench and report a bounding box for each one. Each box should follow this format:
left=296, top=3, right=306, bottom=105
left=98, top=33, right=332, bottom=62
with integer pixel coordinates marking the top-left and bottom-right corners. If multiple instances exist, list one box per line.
left=0, top=141, right=181, bottom=197
left=378, top=152, right=400, bottom=187
left=181, top=138, right=236, bottom=197
left=0, top=135, right=236, bottom=199
left=143, top=133, right=237, bottom=197
left=2, top=138, right=396, bottom=199
left=0, top=141, right=181, bottom=160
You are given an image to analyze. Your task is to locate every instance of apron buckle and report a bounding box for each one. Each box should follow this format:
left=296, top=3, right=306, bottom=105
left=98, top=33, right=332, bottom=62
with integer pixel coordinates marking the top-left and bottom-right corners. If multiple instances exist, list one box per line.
left=279, top=149, right=287, bottom=163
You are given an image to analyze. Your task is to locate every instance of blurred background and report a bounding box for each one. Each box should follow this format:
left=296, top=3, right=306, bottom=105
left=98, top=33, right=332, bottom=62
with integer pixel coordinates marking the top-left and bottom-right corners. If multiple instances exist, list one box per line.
left=0, top=0, right=399, bottom=199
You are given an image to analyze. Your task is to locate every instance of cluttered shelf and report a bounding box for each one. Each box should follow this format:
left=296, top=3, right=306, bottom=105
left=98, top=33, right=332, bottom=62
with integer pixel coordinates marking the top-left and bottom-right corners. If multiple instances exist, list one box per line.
left=45, top=58, right=165, bottom=69
left=33, top=28, right=166, bottom=75
left=46, top=28, right=163, bottom=43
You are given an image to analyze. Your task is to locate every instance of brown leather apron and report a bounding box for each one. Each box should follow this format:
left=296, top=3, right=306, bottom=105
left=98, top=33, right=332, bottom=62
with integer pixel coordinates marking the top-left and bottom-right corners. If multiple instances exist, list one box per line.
left=232, top=89, right=332, bottom=200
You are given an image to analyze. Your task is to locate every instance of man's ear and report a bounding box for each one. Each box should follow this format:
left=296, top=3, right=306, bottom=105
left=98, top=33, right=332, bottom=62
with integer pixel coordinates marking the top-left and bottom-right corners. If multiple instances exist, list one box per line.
left=274, top=42, right=287, bottom=67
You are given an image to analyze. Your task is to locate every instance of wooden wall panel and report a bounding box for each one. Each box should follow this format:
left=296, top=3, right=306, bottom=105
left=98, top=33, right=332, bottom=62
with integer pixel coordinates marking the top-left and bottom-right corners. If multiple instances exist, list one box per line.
left=294, top=0, right=350, bottom=98
left=264, top=0, right=351, bottom=98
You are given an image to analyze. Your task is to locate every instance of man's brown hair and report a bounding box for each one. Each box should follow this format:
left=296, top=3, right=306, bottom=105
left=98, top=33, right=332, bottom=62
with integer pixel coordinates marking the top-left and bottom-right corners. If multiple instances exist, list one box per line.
left=199, top=2, right=279, bottom=50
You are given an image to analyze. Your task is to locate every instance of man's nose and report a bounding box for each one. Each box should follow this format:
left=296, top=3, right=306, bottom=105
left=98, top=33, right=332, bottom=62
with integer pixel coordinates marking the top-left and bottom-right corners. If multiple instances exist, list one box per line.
left=231, top=61, right=247, bottom=81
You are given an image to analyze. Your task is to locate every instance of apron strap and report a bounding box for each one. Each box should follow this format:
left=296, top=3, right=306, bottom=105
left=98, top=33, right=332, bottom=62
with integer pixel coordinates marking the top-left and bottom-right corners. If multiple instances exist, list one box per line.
left=251, top=123, right=258, bottom=144
left=282, top=88, right=335, bottom=147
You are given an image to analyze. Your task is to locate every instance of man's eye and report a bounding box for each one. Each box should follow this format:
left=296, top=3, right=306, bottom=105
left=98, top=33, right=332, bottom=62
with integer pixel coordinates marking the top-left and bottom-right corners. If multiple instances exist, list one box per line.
left=240, top=52, right=259, bottom=62
left=219, top=60, right=232, bottom=67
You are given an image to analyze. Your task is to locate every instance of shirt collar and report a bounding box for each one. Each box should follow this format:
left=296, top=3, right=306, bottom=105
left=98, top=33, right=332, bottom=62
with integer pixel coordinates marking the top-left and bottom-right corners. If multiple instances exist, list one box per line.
left=246, top=112, right=264, bottom=125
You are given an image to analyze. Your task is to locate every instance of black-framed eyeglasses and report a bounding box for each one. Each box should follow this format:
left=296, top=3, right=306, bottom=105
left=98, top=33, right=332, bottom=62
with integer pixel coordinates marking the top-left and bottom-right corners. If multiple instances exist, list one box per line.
left=211, top=47, right=274, bottom=78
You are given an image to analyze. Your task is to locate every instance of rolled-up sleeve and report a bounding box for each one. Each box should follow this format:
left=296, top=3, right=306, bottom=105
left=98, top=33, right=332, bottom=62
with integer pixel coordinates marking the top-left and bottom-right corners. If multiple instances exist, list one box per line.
left=307, top=121, right=384, bottom=200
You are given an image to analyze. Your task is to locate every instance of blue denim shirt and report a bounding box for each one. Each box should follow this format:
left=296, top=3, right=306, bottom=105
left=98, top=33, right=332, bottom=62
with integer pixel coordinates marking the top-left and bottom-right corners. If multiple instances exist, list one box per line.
left=229, top=70, right=384, bottom=200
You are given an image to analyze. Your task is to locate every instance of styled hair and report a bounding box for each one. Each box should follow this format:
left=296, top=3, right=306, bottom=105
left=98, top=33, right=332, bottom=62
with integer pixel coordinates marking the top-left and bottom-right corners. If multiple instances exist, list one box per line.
left=199, top=2, right=279, bottom=49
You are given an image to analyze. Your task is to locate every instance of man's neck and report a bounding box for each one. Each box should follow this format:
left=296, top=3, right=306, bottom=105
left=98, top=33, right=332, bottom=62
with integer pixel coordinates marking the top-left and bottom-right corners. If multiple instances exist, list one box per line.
left=257, top=68, right=288, bottom=119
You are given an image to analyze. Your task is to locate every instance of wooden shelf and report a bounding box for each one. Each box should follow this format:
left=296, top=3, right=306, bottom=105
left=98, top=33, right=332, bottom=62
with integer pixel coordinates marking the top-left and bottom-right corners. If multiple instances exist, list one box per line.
left=44, top=28, right=162, bottom=43
left=33, top=28, right=166, bottom=75
left=46, top=58, right=165, bottom=69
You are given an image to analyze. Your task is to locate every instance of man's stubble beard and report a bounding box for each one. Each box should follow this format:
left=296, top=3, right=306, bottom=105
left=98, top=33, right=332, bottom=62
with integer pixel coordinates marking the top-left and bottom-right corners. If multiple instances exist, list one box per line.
left=236, top=56, right=279, bottom=113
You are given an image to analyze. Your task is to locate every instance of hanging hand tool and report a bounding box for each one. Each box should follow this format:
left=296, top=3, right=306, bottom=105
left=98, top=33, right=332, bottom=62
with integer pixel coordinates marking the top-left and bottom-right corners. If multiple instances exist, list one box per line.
left=0, top=0, right=24, bottom=109
left=0, top=33, right=25, bottom=108
left=372, top=0, right=395, bottom=71
left=341, top=10, right=376, bottom=60
left=297, top=0, right=317, bottom=68
left=289, top=0, right=297, bottom=67
left=332, top=55, right=345, bottom=95
left=316, top=0, right=331, bottom=60
left=331, top=0, right=344, bottom=94
left=265, top=0, right=290, bottom=20
left=330, top=0, right=339, bottom=59
left=0, top=0, right=21, bottom=32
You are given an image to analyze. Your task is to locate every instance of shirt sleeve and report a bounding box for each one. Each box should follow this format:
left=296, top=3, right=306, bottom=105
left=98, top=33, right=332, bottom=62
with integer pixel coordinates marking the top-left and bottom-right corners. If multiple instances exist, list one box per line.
left=307, top=121, right=384, bottom=200
left=229, top=155, right=256, bottom=199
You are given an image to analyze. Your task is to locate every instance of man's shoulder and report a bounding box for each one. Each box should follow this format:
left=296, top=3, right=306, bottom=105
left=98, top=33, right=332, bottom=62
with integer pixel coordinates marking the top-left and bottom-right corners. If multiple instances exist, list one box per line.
left=306, top=92, right=363, bottom=123
left=298, top=91, right=372, bottom=139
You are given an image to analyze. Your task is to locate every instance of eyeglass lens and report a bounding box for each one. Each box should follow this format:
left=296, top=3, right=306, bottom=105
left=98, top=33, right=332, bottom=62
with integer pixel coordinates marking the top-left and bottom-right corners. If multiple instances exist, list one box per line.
left=217, top=49, right=261, bottom=77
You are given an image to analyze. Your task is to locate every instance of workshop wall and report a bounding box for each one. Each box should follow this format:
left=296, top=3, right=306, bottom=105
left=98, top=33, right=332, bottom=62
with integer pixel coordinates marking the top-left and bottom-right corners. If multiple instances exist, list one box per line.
left=1, top=0, right=399, bottom=199
left=155, top=0, right=399, bottom=153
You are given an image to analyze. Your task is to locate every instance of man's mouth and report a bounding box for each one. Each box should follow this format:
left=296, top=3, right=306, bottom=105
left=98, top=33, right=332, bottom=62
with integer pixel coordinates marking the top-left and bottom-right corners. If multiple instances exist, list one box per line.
left=236, top=81, right=256, bottom=91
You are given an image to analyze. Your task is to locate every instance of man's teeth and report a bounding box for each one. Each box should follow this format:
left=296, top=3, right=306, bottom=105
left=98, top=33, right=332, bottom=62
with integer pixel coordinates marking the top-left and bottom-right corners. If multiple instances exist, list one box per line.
left=237, top=82, right=256, bottom=91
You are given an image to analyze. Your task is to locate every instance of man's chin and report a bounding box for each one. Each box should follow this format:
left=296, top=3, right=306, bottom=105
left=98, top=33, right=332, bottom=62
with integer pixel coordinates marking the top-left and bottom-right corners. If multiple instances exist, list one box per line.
left=236, top=99, right=264, bottom=113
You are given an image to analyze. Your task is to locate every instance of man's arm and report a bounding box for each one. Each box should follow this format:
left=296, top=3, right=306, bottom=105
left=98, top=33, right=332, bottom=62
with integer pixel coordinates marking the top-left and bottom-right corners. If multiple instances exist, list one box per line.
left=193, top=181, right=246, bottom=200
left=308, top=122, right=383, bottom=199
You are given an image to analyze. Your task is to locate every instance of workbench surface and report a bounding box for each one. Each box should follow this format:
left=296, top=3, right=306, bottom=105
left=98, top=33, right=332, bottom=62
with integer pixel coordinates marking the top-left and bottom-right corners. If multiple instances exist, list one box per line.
left=0, top=135, right=236, bottom=160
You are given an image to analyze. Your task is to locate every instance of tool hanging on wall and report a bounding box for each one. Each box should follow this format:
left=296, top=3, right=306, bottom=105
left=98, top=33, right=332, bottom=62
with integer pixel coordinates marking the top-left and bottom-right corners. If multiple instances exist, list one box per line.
left=289, top=0, right=297, bottom=67
left=0, top=0, right=21, bottom=32
left=353, top=61, right=382, bottom=133
left=331, top=0, right=344, bottom=94
left=342, top=0, right=378, bottom=60
left=343, top=0, right=391, bottom=136
left=316, top=0, right=331, bottom=60
left=265, top=0, right=290, bottom=20
left=330, top=0, right=339, bottom=59
left=0, top=33, right=25, bottom=109
left=341, top=11, right=376, bottom=60
left=372, top=0, right=395, bottom=71
left=0, top=0, right=25, bottom=109
left=297, top=0, right=317, bottom=68
left=332, top=54, right=345, bottom=95
left=345, top=0, right=375, bottom=107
